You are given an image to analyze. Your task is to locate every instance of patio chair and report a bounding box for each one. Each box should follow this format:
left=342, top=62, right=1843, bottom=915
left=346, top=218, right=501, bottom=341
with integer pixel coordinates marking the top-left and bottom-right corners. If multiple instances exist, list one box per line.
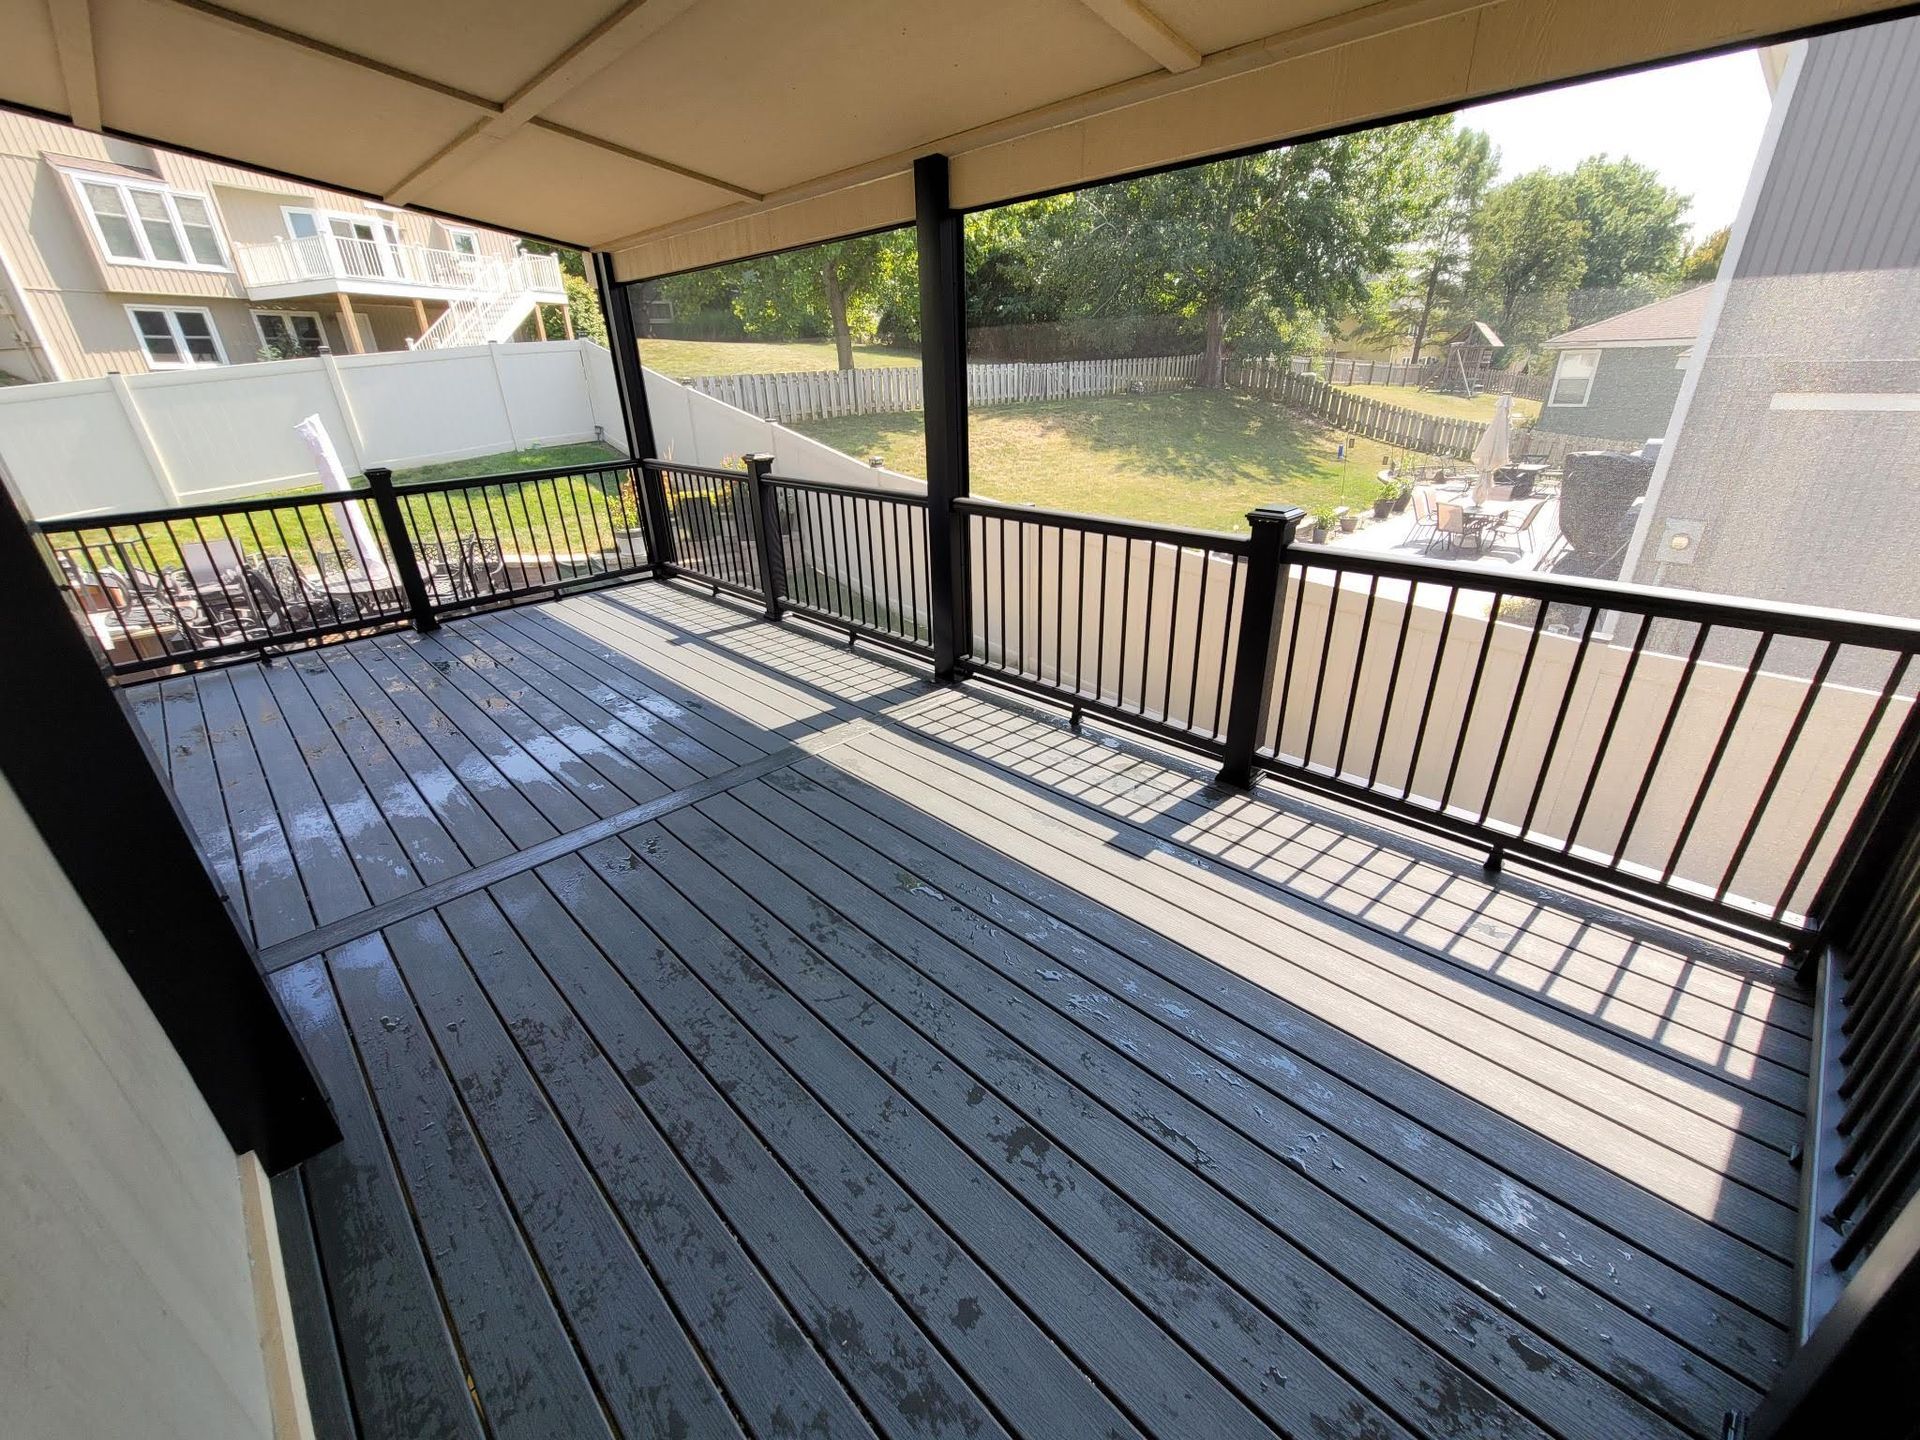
left=1407, top=485, right=1438, bottom=548
left=1427, top=501, right=1482, bottom=556
left=1491, top=498, right=1551, bottom=554
left=461, top=535, right=508, bottom=596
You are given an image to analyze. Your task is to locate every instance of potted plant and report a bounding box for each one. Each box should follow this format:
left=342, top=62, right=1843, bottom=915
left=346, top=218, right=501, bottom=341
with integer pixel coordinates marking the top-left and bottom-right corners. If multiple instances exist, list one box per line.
left=1372, top=473, right=1398, bottom=520
left=1335, top=505, right=1357, bottom=534
left=1304, top=505, right=1336, bottom=543
left=1391, top=478, right=1413, bottom=514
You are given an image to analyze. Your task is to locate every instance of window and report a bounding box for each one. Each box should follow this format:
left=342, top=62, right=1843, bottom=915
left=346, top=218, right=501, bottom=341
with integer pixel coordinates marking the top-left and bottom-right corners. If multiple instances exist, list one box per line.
left=1548, top=348, right=1600, bottom=407
left=252, top=310, right=326, bottom=358
left=71, top=174, right=229, bottom=270
left=127, top=306, right=227, bottom=368
left=284, top=207, right=405, bottom=279
left=447, top=227, right=480, bottom=256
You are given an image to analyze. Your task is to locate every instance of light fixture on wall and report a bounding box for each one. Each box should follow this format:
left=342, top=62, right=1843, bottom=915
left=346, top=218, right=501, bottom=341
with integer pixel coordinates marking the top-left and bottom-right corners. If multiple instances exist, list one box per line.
left=1660, top=518, right=1703, bottom=565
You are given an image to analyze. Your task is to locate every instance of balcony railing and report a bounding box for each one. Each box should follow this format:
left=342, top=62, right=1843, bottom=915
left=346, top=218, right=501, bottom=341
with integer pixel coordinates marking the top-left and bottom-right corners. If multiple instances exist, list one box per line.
left=233, top=235, right=565, bottom=297
left=36, top=457, right=1920, bottom=1353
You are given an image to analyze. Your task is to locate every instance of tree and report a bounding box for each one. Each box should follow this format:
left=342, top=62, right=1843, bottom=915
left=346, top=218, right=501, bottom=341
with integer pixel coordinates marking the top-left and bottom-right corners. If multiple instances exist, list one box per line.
left=1567, top=155, right=1689, bottom=290
left=1679, top=225, right=1729, bottom=283
left=1465, top=169, right=1588, bottom=350
left=1050, top=118, right=1452, bottom=386
left=538, top=272, right=607, bottom=344
left=730, top=231, right=916, bottom=367
left=1402, top=127, right=1497, bottom=362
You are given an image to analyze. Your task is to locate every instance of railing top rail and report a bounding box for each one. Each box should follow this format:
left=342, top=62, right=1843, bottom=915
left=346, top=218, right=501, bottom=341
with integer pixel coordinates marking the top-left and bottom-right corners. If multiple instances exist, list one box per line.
left=1297, top=544, right=1920, bottom=651
left=395, top=457, right=639, bottom=497
left=642, top=459, right=751, bottom=483
left=764, top=472, right=929, bottom=504
left=954, top=494, right=1251, bottom=553
left=40, top=460, right=642, bottom=533
left=39, top=487, right=381, bottom=531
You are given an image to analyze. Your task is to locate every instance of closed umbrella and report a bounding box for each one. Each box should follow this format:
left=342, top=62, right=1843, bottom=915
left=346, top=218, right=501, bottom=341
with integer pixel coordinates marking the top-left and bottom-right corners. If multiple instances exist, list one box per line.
left=1471, top=394, right=1512, bottom=506
left=294, top=414, right=391, bottom=585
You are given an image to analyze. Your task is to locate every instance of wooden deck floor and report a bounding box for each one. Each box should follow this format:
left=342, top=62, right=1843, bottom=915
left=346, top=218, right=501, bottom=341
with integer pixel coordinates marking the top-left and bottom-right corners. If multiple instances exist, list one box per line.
left=128, top=578, right=1810, bottom=1440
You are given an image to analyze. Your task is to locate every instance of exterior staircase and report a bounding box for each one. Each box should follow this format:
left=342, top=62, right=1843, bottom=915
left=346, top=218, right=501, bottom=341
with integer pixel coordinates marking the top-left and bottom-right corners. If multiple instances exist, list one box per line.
left=413, top=254, right=563, bottom=349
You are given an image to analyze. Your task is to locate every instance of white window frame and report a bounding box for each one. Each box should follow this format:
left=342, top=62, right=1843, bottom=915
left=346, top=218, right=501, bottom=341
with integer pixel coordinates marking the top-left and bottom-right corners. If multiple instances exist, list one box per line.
left=65, top=170, right=232, bottom=272
left=250, top=308, right=328, bottom=357
left=125, top=305, right=229, bottom=368
left=445, top=226, right=481, bottom=256
left=1547, top=348, right=1601, bottom=408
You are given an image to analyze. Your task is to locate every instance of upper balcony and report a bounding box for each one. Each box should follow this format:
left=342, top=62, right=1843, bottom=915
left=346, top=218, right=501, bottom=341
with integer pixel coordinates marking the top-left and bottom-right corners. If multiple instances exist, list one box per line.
left=232, top=234, right=566, bottom=305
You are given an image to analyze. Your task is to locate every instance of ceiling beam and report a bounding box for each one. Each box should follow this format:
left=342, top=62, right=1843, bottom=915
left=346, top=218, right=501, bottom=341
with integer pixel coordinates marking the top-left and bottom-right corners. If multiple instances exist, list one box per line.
left=46, top=0, right=104, bottom=132
left=156, top=0, right=757, bottom=209
left=383, top=0, right=742, bottom=205
left=1075, top=0, right=1202, bottom=72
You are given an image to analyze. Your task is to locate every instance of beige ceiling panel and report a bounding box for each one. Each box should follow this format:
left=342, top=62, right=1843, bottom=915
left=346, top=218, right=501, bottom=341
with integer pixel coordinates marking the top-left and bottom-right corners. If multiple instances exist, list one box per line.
left=89, top=0, right=477, bottom=196
left=546, top=0, right=1153, bottom=194
left=194, top=0, right=629, bottom=101
left=611, top=172, right=914, bottom=282
left=421, top=124, right=740, bottom=248
left=0, top=4, right=71, bottom=117
left=1147, top=0, right=1364, bottom=57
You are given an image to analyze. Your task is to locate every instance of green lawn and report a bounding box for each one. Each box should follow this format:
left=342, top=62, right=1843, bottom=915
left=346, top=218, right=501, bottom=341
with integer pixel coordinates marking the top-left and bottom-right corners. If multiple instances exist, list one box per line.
left=639, top=337, right=921, bottom=378
left=387, top=441, right=626, bottom=485
left=795, top=388, right=1415, bottom=534
left=1337, top=382, right=1540, bottom=425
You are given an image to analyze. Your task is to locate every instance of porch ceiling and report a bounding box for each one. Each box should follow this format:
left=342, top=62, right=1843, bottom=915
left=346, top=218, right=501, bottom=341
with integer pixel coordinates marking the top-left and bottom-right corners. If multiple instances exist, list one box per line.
left=2, top=0, right=1906, bottom=279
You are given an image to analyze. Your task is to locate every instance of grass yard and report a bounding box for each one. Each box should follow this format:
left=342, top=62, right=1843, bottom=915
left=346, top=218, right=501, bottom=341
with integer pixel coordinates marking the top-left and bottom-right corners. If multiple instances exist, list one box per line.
left=639, top=337, right=921, bottom=378
left=1337, top=382, right=1540, bottom=425
left=795, top=388, right=1410, bottom=534
left=387, top=441, right=626, bottom=485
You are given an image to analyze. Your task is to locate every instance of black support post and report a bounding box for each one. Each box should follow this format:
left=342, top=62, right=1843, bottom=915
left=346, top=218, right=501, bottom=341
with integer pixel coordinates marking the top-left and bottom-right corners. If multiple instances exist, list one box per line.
left=592, top=250, right=675, bottom=570
left=363, top=466, right=439, bottom=632
left=742, top=453, right=784, bottom=620
left=0, top=469, right=337, bottom=1172
left=915, top=154, right=968, bottom=680
left=1217, top=503, right=1304, bottom=790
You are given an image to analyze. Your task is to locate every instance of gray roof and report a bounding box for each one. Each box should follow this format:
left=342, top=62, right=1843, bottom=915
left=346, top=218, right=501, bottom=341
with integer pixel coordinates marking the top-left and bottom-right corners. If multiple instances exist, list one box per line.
left=1545, top=286, right=1711, bottom=348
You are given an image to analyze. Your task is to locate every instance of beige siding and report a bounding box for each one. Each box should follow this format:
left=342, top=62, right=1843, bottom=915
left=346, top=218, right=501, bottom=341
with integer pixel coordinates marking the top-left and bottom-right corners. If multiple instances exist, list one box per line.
left=0, top=770, right=277, bottom=1439
left=0, top=110, right=537, bottom=379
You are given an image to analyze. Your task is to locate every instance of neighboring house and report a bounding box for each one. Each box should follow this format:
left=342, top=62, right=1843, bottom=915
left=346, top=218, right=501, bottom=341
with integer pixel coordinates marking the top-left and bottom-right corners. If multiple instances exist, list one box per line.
left=0, top=112, right=568, bottom=384
left=1533, top=286, right=1707, bottom=444
left=1622, top=21, right=1920, bottom=636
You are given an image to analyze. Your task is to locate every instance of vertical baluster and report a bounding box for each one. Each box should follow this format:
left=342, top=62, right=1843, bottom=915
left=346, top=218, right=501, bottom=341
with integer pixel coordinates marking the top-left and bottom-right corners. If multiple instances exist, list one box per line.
left=1332, top=575, right=1380, bottom=782
left=1437, top=588, right=1506, bottom=812
left=1610, top=622, right=1715, bottom=870
left=1657, top=630, right=1777, bottom=886
left=1716, top=640, right=1840, bottom=904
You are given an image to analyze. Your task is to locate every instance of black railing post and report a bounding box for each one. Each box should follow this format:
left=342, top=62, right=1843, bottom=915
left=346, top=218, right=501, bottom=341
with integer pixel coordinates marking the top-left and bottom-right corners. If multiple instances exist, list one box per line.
left=1217, top=503, right=1304, bottom=790
left=915, top=154, right=968, bottom=681
left=741, top=454, right=784, bottom=621
left=592, top=251, right=675, bottom=570
left=362, top=466, right=439, bottom=632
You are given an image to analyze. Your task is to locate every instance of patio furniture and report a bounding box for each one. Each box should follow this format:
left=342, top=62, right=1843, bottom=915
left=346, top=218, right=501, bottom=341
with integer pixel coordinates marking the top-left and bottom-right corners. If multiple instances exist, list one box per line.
left=1491, top=498, right=1551, bottom=554
left=1407, top=485, right=1438, bottom=548
left=1427, top=500, right=1488, bottom=555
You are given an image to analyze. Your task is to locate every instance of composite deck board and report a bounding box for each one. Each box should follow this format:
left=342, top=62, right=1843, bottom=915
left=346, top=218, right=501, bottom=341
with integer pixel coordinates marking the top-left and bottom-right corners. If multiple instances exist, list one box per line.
left=906, top=687, right=1813, bottom=1053
left=753, top=763, right=1794, bottom=1385
left=822, top=731, right=1803, bottom=1233
left=700, top=781, right=1761, bottom=1431
left=131, top=579, right=1807, bottom=1439
left=268, top=1168, right=359, bottom=1440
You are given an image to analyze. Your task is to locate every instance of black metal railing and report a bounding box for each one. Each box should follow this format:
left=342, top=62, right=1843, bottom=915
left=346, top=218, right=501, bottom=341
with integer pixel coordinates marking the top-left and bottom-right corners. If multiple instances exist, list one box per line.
left=1793, top=721, right=1920, bottom=1338
left=769, top=474, right=931, bottom=655
left=39, top=458, right=650, bottom=673
left=649, top=460, right=763, bottom=600
left=1241, top=515, right=1920, bottom=940
left=646, top=457, right=935, bottom=656
left=956, top=497, right=1249, bottom=748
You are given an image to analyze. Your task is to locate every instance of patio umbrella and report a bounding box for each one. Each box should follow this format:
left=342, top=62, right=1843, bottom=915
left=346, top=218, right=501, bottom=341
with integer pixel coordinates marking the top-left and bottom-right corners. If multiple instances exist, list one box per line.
left=294, top=414, right=391, bottom=584
left=1471, top=394, right=1513, bottom=505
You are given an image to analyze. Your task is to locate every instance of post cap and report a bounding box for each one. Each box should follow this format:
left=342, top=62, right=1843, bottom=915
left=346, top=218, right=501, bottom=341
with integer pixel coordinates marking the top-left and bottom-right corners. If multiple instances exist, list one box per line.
left=1246, top=503, right=1307, bottom=526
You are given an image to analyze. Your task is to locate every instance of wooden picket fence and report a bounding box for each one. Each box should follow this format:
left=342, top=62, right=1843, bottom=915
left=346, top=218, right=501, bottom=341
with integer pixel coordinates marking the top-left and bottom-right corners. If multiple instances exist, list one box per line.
left=682, top=353, right=1202, bottom=423
left=1298, top=354, right=1551, bottom=401
left=1228, top=358, right=1633, bottom=465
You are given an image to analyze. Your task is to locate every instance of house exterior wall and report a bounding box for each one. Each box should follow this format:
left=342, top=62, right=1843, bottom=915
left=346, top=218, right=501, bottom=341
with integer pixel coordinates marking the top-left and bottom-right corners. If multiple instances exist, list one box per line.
left=0, top=770, right=279, bottom=1439
left=0, top=111, right=519, bottom=380
left=1626, top=19, right=1920, bottom=626
left=1535, top=343, right=1687, bottom=444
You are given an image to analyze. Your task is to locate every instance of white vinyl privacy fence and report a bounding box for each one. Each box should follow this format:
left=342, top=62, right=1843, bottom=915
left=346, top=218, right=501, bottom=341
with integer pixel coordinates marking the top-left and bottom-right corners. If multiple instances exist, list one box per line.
left=681, top=353, right=1201, bottom=423
left=0, top=339, right=625, bottom=519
